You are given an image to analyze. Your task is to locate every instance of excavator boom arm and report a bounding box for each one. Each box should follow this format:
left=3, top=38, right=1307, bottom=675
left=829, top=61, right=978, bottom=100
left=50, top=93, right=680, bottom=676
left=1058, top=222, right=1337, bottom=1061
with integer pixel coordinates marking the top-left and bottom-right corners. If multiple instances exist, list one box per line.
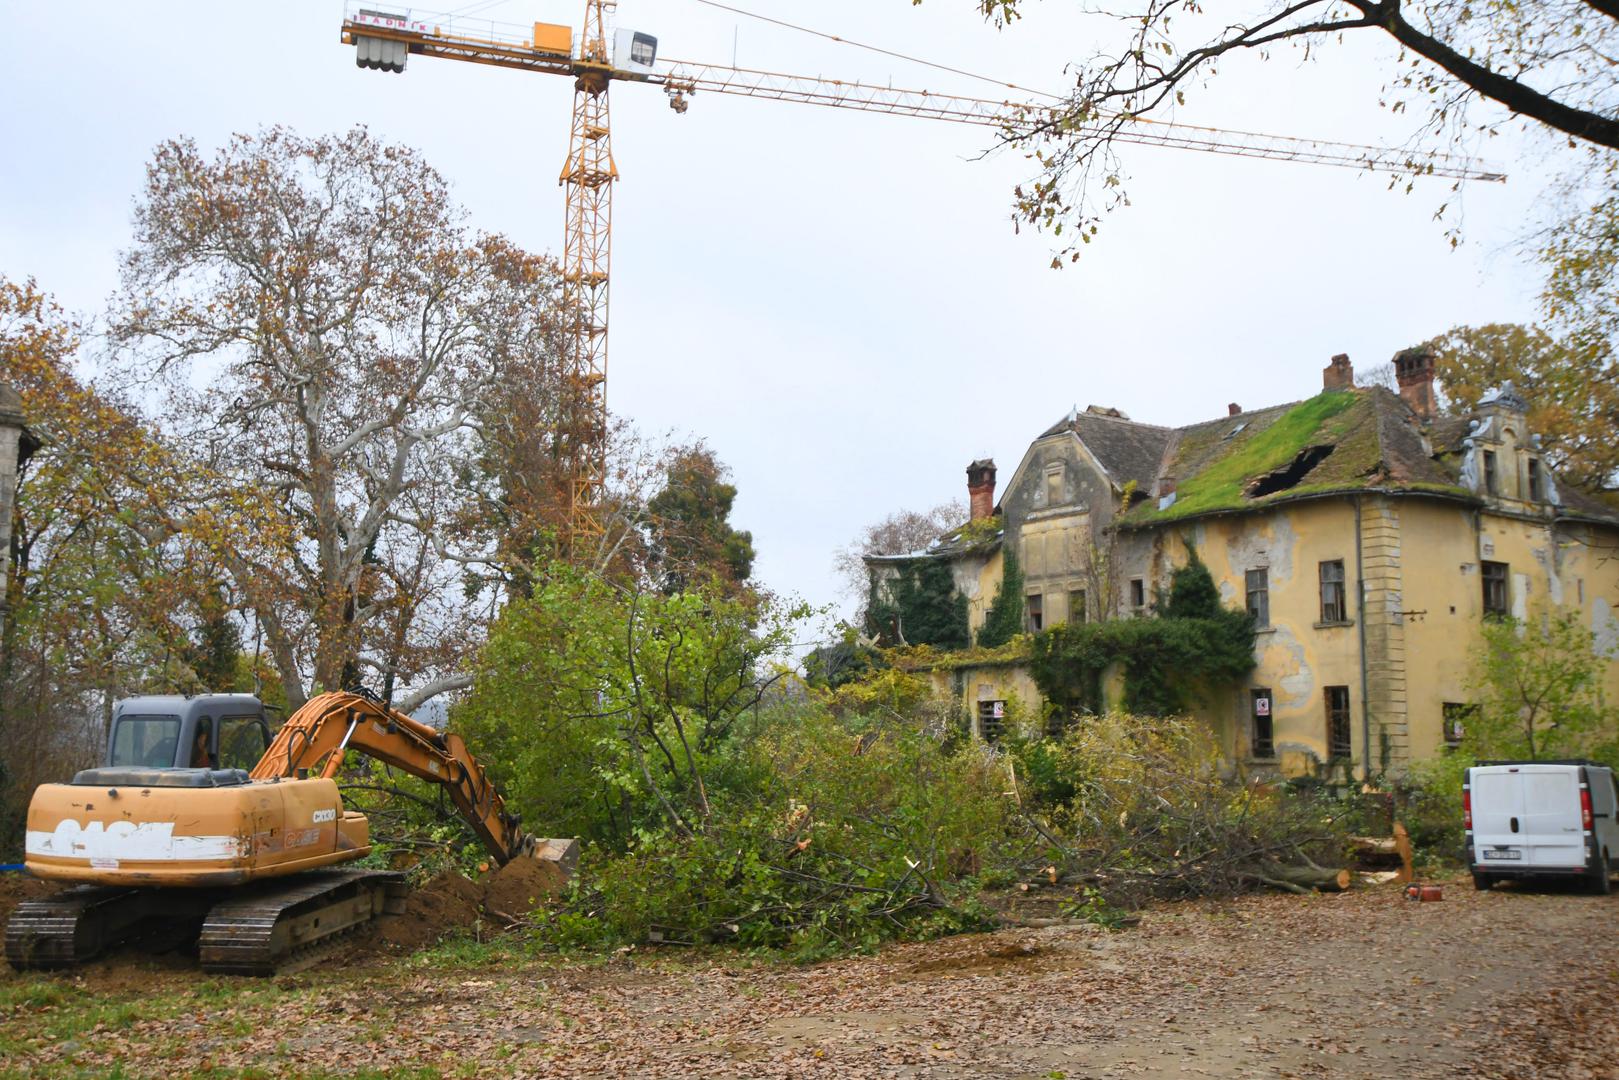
left=251, top=691, right=529, bottom=865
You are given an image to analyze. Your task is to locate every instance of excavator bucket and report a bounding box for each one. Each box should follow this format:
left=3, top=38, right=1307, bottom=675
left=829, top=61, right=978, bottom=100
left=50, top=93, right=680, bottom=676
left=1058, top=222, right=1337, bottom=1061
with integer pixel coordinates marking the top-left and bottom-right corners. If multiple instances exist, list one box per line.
left=530, top=837, right=580, bottom=874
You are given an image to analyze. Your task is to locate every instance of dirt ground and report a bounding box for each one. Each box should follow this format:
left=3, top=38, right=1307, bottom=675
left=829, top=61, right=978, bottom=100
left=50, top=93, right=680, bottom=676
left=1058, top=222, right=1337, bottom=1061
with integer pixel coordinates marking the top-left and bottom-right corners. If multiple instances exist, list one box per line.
left=3, top=874, right=1617, bottom=1079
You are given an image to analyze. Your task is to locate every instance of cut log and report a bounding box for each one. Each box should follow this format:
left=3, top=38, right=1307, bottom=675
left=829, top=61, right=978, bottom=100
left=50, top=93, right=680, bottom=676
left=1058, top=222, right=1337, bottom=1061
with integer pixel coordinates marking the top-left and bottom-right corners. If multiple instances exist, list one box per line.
left=1392, top=822, right=1414, bottom=884
left=1348, top=835, right=1400, bottom=862
left=1245, top=864, right=1352, bottom=894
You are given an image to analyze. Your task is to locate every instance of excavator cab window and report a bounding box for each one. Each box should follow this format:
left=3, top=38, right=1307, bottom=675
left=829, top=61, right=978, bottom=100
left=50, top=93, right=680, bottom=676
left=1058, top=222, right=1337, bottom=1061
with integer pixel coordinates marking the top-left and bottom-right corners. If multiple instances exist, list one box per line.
left=109, top=714, right=182, bottom=768
left=190, top=719, right=216, bottom=769
left=219, top=714, right=270, bottom=770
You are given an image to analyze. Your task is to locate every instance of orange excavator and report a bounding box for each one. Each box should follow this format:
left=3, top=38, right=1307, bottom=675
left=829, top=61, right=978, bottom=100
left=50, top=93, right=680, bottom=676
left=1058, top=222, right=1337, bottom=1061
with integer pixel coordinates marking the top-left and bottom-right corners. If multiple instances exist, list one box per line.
left=6, top=690, right=573, bottom=975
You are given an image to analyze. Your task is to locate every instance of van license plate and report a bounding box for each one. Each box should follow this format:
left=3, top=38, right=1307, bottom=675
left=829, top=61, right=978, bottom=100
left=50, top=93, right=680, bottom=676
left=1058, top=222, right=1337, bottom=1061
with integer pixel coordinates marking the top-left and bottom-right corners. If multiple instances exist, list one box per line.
left=1483, top=849, right=1522, bottom=860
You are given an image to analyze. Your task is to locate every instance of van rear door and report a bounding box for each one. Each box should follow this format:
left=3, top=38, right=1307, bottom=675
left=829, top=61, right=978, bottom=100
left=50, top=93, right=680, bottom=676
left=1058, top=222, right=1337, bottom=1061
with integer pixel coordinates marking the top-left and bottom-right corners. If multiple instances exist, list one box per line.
left=1472, top=765, right=1585, bottom=870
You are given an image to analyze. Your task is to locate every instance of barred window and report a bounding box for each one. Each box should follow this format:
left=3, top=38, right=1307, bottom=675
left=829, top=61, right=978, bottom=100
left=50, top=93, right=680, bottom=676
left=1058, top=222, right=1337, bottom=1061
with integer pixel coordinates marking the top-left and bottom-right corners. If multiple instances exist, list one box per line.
left=1251, top=689, right=1274, bottom=759
left=1326, top=686, right=1352, bottom=760
left=978, top=700, right=1005, bottom=743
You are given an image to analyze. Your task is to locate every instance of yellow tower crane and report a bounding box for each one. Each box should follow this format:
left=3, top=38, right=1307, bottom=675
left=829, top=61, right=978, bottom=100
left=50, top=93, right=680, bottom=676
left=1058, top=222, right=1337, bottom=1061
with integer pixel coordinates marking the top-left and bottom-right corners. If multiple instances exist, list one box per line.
left=341, top=2, right=1505, bottom=553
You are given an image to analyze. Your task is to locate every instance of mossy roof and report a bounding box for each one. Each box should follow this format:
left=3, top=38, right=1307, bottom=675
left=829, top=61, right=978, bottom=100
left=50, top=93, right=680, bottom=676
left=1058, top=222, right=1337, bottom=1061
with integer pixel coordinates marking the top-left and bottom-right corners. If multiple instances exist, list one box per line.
left=1118, top=387, right=1475, bottom=527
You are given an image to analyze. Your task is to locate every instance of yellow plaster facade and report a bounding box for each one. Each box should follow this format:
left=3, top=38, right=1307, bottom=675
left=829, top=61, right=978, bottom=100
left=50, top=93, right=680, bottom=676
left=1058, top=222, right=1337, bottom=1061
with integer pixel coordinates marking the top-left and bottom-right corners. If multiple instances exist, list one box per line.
left=1120, top=494, right=1619, bottom=779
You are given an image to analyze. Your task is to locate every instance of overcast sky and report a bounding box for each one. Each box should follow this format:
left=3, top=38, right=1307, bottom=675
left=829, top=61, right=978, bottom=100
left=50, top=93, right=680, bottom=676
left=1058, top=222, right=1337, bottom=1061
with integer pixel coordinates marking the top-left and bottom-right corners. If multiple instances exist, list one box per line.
left=1, top=0, right=1557, bottom=626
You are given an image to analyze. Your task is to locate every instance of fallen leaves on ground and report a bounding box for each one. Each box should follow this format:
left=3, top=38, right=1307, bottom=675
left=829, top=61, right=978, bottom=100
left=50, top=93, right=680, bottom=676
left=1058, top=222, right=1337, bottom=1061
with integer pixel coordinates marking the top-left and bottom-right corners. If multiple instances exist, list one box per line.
left=2, top=875, right=1615, bottom=1078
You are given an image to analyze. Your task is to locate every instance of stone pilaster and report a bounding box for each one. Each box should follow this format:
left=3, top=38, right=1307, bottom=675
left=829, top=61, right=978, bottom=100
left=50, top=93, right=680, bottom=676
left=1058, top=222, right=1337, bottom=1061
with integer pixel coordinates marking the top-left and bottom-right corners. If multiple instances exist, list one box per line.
left=1359, top=495, right=1409, bottom=776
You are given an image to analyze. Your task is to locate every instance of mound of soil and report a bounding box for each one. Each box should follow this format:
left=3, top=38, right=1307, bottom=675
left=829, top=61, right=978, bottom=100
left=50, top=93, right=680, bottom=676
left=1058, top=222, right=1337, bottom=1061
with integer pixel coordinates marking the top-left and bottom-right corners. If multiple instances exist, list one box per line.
left=373, top=855, right=570, bottom=952
left=375, top=871, right=486, bottom=951
left=483, top=855, right=568, bottom=919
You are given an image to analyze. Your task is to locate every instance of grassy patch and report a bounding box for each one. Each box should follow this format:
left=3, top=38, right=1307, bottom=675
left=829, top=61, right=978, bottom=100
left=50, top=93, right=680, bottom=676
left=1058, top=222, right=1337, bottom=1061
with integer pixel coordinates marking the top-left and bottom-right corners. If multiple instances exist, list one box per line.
left=1126, top=391, right=1360, bottom=523
left=406, top=930, right=526, bottom=970
left=0, top=979, right=73, bottom=1010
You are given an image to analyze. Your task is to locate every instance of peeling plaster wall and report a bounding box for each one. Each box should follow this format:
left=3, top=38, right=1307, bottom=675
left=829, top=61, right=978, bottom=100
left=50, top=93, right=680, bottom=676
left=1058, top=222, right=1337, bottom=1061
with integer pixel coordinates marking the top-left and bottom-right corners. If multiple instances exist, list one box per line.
left=1109, top=495, right=1619, bottom=780
left=1168, top=501, right=1365, bottom=779
left=955, top=548, right=1002, bottom=639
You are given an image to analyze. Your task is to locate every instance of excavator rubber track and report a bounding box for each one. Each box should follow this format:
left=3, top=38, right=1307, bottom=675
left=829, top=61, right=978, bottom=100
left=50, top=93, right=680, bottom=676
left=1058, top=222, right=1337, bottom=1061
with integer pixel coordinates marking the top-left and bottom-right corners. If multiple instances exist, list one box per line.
left=6, top=870, right=407, bottom=975
left=6, top=886, right=219, bottom=970
left=197, top=868, right=407, bottom=976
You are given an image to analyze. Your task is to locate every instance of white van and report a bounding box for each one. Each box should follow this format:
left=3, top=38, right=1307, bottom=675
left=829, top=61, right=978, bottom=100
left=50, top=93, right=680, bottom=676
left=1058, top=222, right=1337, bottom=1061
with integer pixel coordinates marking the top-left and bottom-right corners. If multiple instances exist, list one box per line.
left=1465, top=761, right=1619, bottom=892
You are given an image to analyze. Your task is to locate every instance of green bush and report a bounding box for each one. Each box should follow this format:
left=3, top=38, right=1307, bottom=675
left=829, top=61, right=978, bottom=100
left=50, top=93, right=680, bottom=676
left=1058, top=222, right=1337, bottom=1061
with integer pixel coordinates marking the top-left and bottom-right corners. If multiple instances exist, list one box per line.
left=550, top=707, right=1009, bottom=958
left=1400, top=751, right=1470, bottom=862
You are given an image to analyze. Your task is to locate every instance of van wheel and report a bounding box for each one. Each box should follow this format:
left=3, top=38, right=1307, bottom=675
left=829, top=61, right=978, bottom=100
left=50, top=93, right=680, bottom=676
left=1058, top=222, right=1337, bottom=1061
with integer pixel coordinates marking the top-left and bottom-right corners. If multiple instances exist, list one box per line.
left=1472, top=872, right=1493, bottom=891
left=1591, top=853, right=1613, bottom=895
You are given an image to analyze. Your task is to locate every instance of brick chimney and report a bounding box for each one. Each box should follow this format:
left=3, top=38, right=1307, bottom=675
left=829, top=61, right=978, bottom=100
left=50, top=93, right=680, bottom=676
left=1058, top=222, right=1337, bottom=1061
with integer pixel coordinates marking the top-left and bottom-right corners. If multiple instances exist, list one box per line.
left=1322, top=353, right=1355, bottom=391
left=966, top=458, right=997, bottom=521
left=1394, top=347, right=1437, bottom=423
left=1228, top=403, right=1242, bottom=416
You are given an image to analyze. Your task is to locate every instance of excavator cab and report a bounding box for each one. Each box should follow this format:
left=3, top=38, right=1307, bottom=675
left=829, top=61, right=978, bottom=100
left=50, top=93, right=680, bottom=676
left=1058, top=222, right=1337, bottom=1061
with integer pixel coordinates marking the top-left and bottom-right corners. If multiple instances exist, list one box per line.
left=105, top=694, right=273, bottom=771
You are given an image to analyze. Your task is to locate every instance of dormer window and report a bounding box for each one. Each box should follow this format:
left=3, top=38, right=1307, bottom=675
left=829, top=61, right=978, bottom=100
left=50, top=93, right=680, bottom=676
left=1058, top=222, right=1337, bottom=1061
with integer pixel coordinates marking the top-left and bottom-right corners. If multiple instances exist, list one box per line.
left=1044, top=463, right=1065, bottom=505
left=1483, top=450, right=1498, bottom=495
left=1528, top=458, right=1542, bottom=502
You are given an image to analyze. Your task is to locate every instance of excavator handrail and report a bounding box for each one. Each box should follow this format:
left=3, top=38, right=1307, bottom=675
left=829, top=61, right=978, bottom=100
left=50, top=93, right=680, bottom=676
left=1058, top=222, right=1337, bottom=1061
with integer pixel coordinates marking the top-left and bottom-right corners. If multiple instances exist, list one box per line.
left=250, top=691, right=531, bottom=865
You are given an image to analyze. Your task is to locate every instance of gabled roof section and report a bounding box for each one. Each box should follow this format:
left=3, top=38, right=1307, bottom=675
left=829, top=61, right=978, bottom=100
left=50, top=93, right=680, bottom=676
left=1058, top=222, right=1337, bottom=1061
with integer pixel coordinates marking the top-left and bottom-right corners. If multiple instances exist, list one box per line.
left=1039, top=406, right=1173, bottom=493
left=1120, top=387, right=1478, bottom=526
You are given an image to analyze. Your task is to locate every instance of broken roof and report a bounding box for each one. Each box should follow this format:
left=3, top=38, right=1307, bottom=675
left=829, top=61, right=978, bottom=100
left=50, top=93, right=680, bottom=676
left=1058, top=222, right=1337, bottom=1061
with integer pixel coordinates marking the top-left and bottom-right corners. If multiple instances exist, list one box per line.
left=1105, top=385, right=1619, bottom=528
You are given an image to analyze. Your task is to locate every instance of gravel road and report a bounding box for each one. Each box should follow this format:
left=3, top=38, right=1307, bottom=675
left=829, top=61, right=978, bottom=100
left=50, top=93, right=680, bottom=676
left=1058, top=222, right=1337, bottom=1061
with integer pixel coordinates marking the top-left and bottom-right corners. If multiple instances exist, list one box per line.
left=3, top=875, right=1615, bottom=1078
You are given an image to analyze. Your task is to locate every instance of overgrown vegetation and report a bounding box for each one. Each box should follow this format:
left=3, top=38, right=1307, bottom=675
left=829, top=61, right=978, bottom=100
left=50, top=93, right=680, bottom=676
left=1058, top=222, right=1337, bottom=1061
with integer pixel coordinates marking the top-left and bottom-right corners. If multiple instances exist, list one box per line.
left=438, top=556, right=1334, bottom=958
left=866, top=557, right=969, bottom=649
left=1029, top=553, right=1254, bottom=716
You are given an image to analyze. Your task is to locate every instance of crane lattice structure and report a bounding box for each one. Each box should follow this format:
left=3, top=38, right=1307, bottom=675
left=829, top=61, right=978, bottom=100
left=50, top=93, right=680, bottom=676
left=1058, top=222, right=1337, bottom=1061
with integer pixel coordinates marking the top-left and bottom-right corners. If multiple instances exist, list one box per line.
left=342, top=2, right=1506, bottom=553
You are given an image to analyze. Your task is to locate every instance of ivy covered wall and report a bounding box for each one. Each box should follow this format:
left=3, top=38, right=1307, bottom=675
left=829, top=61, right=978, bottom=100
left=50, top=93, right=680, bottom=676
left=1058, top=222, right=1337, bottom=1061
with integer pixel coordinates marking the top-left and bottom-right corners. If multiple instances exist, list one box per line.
left=1029, top=553, right=1255, bottom=717
left=867, top=558, right=970, bottom=650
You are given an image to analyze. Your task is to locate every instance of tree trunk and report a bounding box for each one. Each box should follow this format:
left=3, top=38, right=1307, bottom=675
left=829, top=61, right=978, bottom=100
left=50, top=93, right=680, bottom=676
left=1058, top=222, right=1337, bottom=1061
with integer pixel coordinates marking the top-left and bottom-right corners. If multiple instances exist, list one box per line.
left=1246, top=864, right=1351, bottom=894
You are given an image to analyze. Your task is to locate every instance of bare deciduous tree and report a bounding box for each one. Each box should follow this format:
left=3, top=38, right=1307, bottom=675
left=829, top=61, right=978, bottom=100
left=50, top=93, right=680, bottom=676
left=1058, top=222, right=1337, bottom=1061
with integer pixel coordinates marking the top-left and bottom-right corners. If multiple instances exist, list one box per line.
left=112, top=128, right=565, bottom=710
left=834, top=501, right=966, bottom=620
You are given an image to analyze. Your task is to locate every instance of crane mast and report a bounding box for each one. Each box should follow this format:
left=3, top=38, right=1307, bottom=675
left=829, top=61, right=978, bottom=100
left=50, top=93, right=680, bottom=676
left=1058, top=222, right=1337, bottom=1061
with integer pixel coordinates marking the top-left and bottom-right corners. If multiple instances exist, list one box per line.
left=340, top=4, right=1507, bottom=554
left=560, top=0, right=615, bottom=552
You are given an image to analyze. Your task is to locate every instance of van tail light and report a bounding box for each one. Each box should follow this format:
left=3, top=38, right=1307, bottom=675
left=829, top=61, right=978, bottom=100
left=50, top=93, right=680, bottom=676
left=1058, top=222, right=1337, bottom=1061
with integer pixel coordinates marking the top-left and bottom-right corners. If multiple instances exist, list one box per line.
left=1582, top=787, right=1594, bottom=831
left=1463, top=787, right=1472, bottom=830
